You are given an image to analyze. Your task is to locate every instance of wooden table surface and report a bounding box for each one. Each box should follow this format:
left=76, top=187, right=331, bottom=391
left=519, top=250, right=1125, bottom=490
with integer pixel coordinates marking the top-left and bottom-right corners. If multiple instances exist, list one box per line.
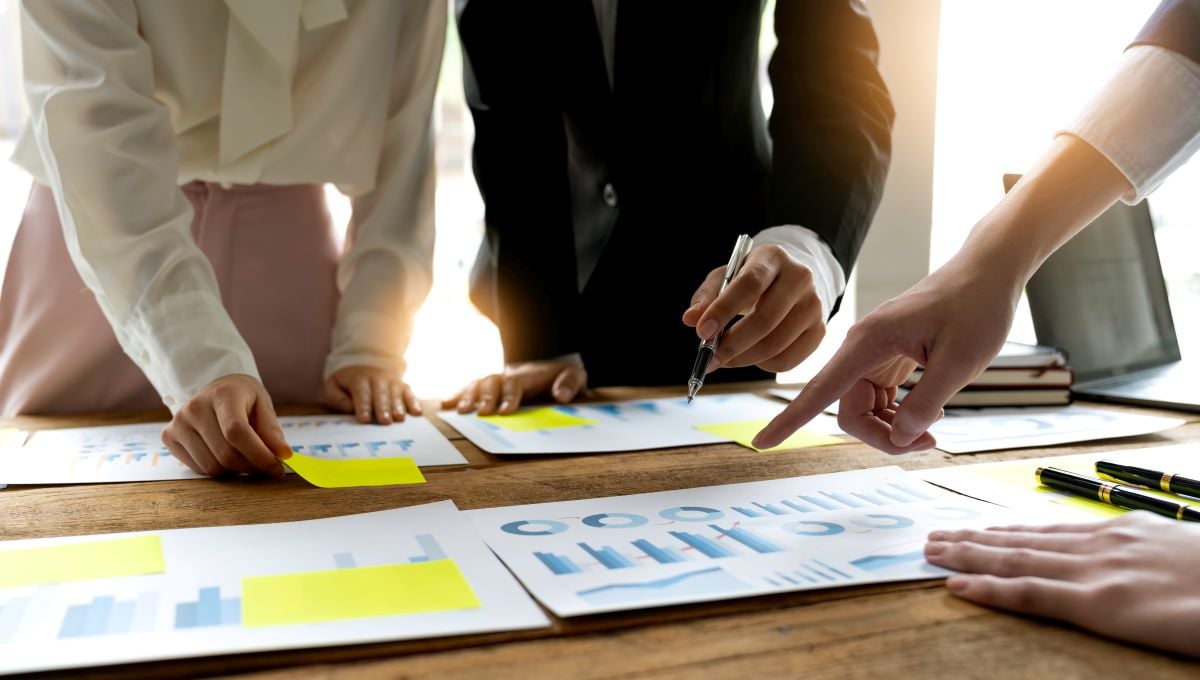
left=4, top=382, right=1200, bottom=679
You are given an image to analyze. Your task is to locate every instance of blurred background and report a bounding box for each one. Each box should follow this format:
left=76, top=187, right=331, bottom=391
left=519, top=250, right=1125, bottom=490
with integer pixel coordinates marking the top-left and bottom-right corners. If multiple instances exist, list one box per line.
left=0, top=0, right=1195, bottom=400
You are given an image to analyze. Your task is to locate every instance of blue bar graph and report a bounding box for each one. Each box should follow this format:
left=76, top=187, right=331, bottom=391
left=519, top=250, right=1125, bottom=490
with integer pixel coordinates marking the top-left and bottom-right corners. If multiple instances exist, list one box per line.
left=669, top=531, right=737, bottom=559
left=781, top=500, right=815, bottom=513
left=752, top=502, right=790, bottom=516
left=890, top=482, right=936, bottom=500
left=732, top=506, right=763, bottom=518
left=632, top=539, right=687, bottom=564
left=334, top=552, right=357, bottom=568
left=797, top=494, right=838, bottom=510
left=409, top=534, right=448, bottom=562
left=709, top=525, right=784, bottom=554
left=875, top=488, right=912, bottom=503
left=820, top=491, right=865, bottom=508
left=579, top=543, right=636, bottom=569
left=174, top=587, right=239, bottom=629
left=852, top=492, right=888, bottom=505
left=535, top=551, right=583, bottom=575
left=60, top=593, right=158, bottom=638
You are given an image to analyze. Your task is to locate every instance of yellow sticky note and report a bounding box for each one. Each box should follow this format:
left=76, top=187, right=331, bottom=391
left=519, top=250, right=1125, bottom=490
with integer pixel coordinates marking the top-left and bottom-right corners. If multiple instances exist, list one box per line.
left=477, top=407, right=598, bottom=432
left=241, top=560, right=481, bottom=627
left=0, top=535, right=165, bottom=588
left=695, top=420, right=843, bottom=452
left=285, top=453, right=425, bottom=488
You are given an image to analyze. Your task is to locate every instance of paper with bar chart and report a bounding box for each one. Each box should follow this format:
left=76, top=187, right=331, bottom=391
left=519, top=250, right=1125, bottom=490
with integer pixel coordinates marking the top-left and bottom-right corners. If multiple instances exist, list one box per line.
left=440, top=393, right=842, bottom=455
left=0, top=501, right=548, bottom=675
left=466, top=466, right=1014, bottom=616
left=0, top=415, right=465, bottom=485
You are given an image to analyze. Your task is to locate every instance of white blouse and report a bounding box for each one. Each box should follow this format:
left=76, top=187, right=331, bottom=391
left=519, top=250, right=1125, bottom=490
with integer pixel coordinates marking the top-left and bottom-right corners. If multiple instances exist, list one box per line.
left=11, top=0, right=444, bottom=411
left=1062, top=45, right=1200, bottom=204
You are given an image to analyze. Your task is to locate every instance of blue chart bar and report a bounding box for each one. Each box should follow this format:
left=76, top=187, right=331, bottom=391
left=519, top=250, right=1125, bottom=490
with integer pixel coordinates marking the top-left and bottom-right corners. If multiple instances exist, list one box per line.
left=852, top=492, right=888, bottom=506
left=535, top=551, right=583, bottom=575
left=890, top=482, right=936, bottom=500
left=732, top=506, right=763, bottom=518
left=409, top=534, right=448, bottom=563
left=670, top=531, right=737, bottom=559
left=781, top=500, right=814, bottom=513
left=875, top=488, right=912, bottom=503
left=334, top=552, right=358, bottom=568
left=752, top=502, right=790, bottom=516
left=820, top=491, right=865, bottom=508
left=632, top=539, right=687, bottom=564
left=709, top=525, right=784, bottom=554
left=797, top=494, right=838, bottom=510
left=0, top=596, right=31, bottom=643
left=579, top=543, right=636, bottom=570
left=174, top=587, right=240, bottom=629
left=60, top=593, right=158, bottom=639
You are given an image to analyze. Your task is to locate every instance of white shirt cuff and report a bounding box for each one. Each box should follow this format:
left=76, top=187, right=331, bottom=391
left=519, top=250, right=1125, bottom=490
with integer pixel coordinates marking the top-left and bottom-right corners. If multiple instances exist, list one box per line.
left=1059, top=45, right=1200, bottom=204
left=751, top=225, right=847, bottom=320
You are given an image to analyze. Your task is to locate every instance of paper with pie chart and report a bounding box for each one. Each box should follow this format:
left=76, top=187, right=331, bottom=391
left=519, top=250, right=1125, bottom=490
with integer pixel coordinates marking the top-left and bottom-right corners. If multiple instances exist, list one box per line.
left=439, top=393, right=842, bottom=455
left=924, top=406, right=1183, bottom=454
left=465, top=466, right=1014, bottom=616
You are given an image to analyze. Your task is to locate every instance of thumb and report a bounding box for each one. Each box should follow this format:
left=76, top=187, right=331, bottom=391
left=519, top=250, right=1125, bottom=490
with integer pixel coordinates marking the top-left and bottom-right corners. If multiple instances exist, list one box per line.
left=252, top=395, right=292, bottom=460
left=551, top=365, right=586, bottom=403
left=890, top=344, right=980, bottom=448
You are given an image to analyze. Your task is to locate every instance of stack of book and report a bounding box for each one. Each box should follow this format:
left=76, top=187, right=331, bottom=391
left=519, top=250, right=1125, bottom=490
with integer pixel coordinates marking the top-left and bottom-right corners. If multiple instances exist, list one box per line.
left=903, top=341, right=1073, bottom=407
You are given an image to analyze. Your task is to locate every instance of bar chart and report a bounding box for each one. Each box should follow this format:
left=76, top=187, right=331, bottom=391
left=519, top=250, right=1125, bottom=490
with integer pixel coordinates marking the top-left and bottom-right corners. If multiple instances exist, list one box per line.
left=59, top=592, right=158, bottom=639
left=174, top=588, right=239, bottom=630
left=290, top=439, right=416, bottom=458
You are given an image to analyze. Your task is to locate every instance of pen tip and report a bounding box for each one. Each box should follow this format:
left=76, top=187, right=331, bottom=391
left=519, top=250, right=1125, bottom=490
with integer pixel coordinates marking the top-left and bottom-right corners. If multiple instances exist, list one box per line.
left=687, top=396, right=693, bottom=404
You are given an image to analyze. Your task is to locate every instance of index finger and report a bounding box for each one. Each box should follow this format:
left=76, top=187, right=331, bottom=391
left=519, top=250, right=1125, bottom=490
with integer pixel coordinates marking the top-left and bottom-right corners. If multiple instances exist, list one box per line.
left=214, top=398, right=284, bottom=476
left=752, top=334, right=883, bottom=449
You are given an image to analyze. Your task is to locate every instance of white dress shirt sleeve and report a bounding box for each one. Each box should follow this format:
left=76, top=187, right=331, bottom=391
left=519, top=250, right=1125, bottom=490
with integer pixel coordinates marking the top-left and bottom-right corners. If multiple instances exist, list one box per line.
left=324, top=2, right=446, bottom=379
left=751, top=225, right=847, bottom=321
left=18, top=0, right=259, bottom=412
left=1061, top=45, right=1200, bottom=204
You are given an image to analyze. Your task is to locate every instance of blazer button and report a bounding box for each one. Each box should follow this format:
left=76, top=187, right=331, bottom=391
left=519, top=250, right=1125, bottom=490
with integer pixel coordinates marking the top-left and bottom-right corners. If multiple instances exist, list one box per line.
left=602, top=183, right=619, bottom=208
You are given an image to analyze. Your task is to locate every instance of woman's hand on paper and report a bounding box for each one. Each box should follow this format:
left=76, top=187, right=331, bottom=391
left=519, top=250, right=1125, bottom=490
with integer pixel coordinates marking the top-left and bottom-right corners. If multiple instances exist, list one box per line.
left=752, top=254, right=1022, bottom=454
left=925, top=512, right=1200, bottom=658
left=324, top=365, right=422, bottom=425
left=162, top=373, right=291, bottom=478
left=683, top=244, right=826, bottom=373
left=444, top=358, right=587, bottom=415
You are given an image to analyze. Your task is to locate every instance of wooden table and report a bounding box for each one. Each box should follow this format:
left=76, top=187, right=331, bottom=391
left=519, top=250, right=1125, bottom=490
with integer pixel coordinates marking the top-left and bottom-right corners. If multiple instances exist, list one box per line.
left=4, top=382, right=1200, bottom=679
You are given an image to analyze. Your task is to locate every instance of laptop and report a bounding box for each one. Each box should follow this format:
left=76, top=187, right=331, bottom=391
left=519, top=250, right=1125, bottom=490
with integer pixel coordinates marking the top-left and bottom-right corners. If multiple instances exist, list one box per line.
left=1005, top=173, right=1200, bottom=412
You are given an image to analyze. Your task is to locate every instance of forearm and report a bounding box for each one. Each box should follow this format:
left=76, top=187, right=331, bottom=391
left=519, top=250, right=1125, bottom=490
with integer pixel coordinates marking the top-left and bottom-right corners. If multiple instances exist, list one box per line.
left=955, top=135, right=1133, bottom=286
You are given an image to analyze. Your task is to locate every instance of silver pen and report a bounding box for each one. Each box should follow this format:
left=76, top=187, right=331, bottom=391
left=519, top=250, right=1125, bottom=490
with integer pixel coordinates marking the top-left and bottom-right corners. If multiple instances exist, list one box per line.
left=687, top=234, right=754, bottom=402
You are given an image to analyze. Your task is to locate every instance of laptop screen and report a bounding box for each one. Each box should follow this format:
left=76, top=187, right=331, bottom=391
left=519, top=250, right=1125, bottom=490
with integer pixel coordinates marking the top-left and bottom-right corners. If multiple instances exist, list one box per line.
left=1003, top=174, right=1181, bottom=382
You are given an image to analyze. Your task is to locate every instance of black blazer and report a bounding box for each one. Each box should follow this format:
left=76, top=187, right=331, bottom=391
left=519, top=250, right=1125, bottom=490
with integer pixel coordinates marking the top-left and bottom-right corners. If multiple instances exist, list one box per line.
left=458, top=0, right=894, bottom=386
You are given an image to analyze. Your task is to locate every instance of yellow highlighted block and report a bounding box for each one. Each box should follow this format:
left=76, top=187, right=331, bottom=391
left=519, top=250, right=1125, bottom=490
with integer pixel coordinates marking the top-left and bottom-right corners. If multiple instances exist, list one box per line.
left=241, top=560, right=481, bottom=627
left=695, top=420, right=843, bottom=452
left=0, top=535, right=165, bottom=588
left=286, top=453, right=425, bottom=488
left=478, top=407, right=598, bottom=432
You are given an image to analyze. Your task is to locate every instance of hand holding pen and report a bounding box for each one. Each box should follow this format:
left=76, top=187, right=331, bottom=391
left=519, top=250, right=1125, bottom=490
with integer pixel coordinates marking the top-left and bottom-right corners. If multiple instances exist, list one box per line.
left=683, top=236, right=829, bottom=399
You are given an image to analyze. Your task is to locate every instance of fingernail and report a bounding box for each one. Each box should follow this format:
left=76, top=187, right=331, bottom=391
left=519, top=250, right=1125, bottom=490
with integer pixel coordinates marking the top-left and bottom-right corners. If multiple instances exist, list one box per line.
left=925, top=541, right=946, bottom=556
left=412, top=404, right=423, bottom=415
left=499, top=400, right=511, bottom=411
left=458, top=399, right=469, bottom=409
left=946, top=575, right=969, bottom=593
left=927, top=530, right=947, bottom=541
left=699, top=319, right=719, bottom=339
left=889, top=426, right=918, bottom=448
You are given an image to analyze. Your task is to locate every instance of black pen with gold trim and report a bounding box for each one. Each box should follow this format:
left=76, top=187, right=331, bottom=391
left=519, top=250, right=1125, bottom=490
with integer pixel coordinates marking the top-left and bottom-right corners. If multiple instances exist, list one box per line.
left=1036, top=466, right=1200, bottom=521
left=1095, top=460, right=1200, bottom=499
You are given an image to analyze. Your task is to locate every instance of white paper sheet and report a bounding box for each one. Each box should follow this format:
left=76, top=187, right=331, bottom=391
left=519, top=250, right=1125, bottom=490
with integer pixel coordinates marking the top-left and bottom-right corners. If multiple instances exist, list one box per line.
left=0, top=415, right=465, bottom=484
left=466, top=466, right=1014, bottom=616
left=439, top=393, right=838, bottom=455
left=0, top=501, right=549, bottom=675
left=926, top=406, right=1184, bottom=454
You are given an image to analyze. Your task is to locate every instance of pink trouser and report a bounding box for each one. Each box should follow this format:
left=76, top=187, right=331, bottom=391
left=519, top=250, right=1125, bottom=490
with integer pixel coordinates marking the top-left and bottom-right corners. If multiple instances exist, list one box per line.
left=0, top=182, right=339, bottom=416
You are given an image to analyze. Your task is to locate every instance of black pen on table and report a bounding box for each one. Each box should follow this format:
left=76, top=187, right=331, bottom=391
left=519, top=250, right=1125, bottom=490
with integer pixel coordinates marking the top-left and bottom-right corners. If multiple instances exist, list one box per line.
left=687, top=234, right=754, bottom=403
left=1095, top=459, right=1200, bottom=499
left=1036, top=466, right=1200, bottom=521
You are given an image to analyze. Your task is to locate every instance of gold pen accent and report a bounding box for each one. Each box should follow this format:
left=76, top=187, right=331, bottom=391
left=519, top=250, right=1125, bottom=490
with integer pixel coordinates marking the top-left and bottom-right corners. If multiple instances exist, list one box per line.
left=1162, top=472, right=1175, bottom=494
left=1098, top=483, right=1113, bottom=504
